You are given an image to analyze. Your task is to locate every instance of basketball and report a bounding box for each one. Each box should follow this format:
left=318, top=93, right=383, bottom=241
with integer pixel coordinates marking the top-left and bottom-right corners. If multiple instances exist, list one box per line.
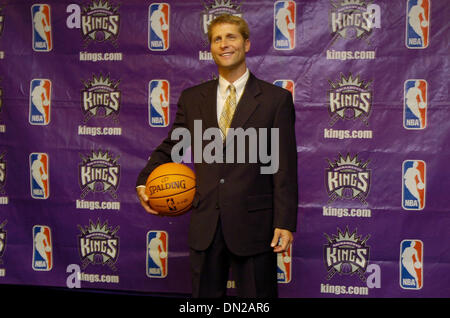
left=145, top=163, right=196, bottom=216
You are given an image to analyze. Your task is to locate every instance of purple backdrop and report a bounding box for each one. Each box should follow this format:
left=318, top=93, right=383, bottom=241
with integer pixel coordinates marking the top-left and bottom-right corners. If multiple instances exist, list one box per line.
left=0, top=0, right=448, bottom=297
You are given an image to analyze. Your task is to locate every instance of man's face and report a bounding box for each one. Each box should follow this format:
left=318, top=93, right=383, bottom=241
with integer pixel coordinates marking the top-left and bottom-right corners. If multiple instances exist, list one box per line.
left=210, top=23, right=250, bottom=73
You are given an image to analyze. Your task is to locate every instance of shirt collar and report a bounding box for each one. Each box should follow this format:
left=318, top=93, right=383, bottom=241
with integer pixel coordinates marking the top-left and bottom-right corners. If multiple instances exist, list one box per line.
left=218, top=68, right=250, bottom=97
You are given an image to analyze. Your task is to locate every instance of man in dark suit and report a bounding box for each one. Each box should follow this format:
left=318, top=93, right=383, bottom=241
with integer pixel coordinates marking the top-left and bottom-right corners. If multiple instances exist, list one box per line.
left=136, top=14, right=298, bottom=298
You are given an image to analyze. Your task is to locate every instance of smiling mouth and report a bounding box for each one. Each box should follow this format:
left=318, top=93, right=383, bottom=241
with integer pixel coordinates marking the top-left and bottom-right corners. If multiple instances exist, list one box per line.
left=220, top=52, right=234, bottom=57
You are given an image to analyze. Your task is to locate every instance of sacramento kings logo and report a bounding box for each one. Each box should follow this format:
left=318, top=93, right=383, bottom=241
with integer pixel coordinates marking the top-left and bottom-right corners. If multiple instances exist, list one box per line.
left=78, top=219, right=119, bottom=270
left=81, top=0, right=120, bottom=46
left=326, top=153, right=371, bottom=205
left=81, top=74, right=121, bottom=123
left=79, top=150, right=120, bottom=199
left=324, top=227, right=370, bottom=282
left=330, top=0, right=378, bottom=40
left=328, top=73, right=372, bottom=126
left=0, top=152, right=5, bottom=194
left=201, top=0, right=243, bottom=44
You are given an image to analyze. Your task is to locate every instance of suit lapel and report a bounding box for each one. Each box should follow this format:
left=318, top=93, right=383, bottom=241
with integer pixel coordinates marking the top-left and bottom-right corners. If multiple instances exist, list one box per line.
left=229, top=73, right=261, bottom=130
left=199, top=79, right=219, bottom=130
left=198, top=73, right=262, bottom=131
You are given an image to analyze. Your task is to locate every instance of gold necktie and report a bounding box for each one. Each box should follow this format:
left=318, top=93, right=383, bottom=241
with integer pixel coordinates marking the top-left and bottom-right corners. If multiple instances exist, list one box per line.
left=219, top=84, right=237, bottom=139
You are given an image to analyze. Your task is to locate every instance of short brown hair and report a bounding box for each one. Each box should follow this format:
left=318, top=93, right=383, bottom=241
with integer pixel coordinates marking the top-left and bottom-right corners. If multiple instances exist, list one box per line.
left=207, top=14, right=250, bottom=43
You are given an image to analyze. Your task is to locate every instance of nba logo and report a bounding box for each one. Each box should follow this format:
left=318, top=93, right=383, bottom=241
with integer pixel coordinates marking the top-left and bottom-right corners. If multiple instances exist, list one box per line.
left=400, top=240, right=423, bottom=289
left=146, top=231, right=168, bottom=278
left=406, top=0, right=430, bottom=49
left=31, top=4, right=52, bottom=52
left=30, top=153, right=49, bottom=199
left=277, top=244, right=292, bottom=283
left=149, top=3, right=169, bottom=51
left=404, top=79, right=427, bottom=129
left=402, top=160, right=426, bottom=210
left=32, top=225, right=52, bottom=271
left=274, top=80, right=295, bottom=102
left=149, top=80, right=169, bottom=127
left=29, top=79, right=51, bottom=125
left=274, top=1, right=296, bottom=50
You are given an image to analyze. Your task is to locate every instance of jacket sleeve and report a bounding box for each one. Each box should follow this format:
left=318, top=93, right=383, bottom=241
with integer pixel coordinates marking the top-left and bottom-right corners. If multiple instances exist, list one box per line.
left=135, top=91, right=187, bottom=187
left=272, top=90, right=298, bottom=232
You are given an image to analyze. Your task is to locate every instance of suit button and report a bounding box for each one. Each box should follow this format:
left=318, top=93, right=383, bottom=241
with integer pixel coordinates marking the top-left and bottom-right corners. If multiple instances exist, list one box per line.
left=215, top=203, right=220, bottom=209
left=219, top=179, right=225, bottom=184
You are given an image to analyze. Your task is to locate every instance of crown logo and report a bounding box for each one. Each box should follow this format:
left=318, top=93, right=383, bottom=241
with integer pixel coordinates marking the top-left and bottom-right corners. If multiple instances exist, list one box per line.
left=84, top=0, right=118, bottom=14
left=325, top=226, right=370, bottom=247
left=327, top=153, right=370, bottom=171
left=331, top=0, right=367, bottom=9
left=80, top=149, right=119, bottom=165
left=329, top=73, right=371, bottom=91
left=211, top=0, right=234, bottom=9
left=83, top=74, right=119, bottom=92
left=78, top=219, right=119, bottom=237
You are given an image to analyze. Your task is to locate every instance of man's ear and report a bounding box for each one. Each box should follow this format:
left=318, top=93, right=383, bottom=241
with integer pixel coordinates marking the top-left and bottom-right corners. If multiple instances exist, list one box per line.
left=245, top=39, right=250, bottom=53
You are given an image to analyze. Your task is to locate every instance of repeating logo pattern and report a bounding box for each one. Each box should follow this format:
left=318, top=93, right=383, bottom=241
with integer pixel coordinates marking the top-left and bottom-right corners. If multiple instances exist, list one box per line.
left=277, top=244, right=292, bottom=283
left=32, top=225, right=52, bottom=271
left=29, top=79, right=51, bottom=125
left=406, top=0, right=430, bottom=49
left=81, top=0, right=120, bottom=46
left=327, top=73, right=372, bottom=126
left=82, top=74, right=121, bottom=123
left=400, top=239, right=423, bottom=289
left=79, top=150, right=120, bottom=199
left=326, top=153, right=371, bottom=205
left=78, top=219, right=120, bottom=270
left=324, top=227, right=370, bottom=282
left=149, top=3, right=170, bottom=51
left=0, top=0, right=442, bottom=295
left=0, top=152, right=5, bottom=195
left=149, top=80, right=169, bottom=127
left=404, top=79, right=427, bottom=129
left=146, top=231, right=168, bottom=278
left=31, top=4, right=52, bottom=51
left=29, top=153, right=49, bottom=199
left=274, top=1, right=296, bottom=50
left=402, top=160, right=426, bottom=210
left=329, top=0, right=377, bottom=40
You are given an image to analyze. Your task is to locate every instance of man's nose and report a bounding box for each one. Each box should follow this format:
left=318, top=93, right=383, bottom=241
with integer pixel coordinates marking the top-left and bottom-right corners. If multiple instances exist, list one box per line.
left=219, top=39, right=229, bottom=49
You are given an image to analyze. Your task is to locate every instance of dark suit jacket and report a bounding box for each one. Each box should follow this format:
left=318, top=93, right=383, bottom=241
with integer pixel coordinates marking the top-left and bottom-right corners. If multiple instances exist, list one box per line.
left=137, top=73, right=298, bottom=256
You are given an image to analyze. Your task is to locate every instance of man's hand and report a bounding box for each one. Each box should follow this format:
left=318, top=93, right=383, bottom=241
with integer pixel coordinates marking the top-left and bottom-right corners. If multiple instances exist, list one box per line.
left=136, top=186, right=160, bottom=216
left=271, top=228, right=293, bottom=253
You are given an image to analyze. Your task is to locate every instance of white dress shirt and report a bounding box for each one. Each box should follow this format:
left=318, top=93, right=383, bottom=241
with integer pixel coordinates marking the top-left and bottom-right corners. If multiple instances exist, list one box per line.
left=216, top=68, right=250, bottom=124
